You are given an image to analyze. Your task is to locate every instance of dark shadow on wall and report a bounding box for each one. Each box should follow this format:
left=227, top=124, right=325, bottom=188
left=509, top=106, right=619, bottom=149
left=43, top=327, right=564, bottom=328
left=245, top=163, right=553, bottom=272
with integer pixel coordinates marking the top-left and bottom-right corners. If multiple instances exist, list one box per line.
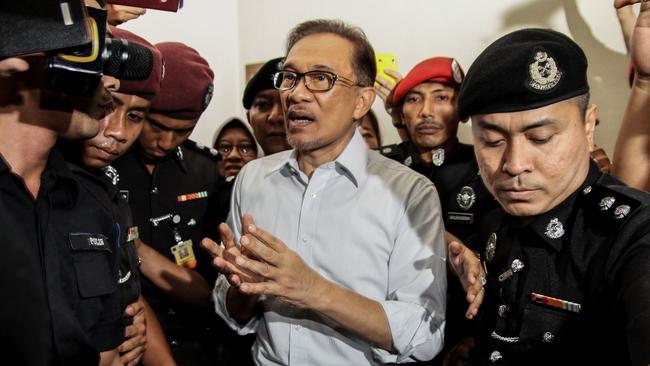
left=499, top=0, right=630, bottom=156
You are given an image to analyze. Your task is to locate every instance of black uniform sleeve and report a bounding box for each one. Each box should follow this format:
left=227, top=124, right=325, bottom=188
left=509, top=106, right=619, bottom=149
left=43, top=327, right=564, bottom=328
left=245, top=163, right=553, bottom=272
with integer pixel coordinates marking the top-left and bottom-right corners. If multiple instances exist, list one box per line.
left=617, top=237, right=650, bottom=366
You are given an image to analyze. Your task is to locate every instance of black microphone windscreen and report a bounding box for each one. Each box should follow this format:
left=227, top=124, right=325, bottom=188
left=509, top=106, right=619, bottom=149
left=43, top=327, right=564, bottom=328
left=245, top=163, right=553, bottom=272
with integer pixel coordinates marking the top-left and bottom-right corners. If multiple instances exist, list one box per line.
left=103, top=38, right=153, bottom=81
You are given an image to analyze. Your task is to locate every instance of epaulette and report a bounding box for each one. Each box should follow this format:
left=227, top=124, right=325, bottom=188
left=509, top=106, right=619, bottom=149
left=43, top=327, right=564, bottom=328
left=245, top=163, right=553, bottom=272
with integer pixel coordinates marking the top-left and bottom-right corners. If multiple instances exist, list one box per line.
left=580, top=182, right=643, bottom=228
left=183, top=139, right=221, bottom=162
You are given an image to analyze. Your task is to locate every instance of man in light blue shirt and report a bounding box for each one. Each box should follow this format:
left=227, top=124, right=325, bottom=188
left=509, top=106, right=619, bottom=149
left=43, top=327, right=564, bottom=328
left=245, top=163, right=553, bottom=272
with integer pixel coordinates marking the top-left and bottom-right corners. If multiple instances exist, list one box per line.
left=203, top=19, right=447, bottom=365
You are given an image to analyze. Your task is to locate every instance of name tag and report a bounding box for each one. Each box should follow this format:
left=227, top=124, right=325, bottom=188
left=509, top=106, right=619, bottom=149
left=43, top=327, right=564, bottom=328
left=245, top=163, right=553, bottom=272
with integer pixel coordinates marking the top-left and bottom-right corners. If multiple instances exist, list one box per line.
left=69, top=233, right=111, bottom=252
left=447, top=212, right=474, bottom=224
left=171, top=240, right=197, bottom=269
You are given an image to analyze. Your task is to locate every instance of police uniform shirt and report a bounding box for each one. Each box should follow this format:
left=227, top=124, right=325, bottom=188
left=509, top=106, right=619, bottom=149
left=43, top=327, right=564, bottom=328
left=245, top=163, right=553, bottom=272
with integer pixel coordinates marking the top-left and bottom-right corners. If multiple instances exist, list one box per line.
left=0, top=148, right=124, bottom=365
left=473, top=161, right=650, bottom=366
left=69, top=163, right=142, bottom=311
left=380, top=140, right=497, bottom=242
left=112, top=140, right=220, bottom=320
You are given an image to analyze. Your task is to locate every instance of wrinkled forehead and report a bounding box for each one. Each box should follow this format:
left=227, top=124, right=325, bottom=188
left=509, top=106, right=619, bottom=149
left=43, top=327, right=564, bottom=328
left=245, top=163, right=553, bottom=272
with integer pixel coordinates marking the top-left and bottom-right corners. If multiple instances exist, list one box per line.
left=283, top=33, right=355, bottom=74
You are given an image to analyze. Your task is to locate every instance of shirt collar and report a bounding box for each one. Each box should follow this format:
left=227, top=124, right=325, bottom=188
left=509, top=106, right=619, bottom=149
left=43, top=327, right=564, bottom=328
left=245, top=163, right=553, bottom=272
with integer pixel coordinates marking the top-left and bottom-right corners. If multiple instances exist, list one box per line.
left=525, top=160, right=602, bottom=251
left=269, top=128, right=368, bottom=187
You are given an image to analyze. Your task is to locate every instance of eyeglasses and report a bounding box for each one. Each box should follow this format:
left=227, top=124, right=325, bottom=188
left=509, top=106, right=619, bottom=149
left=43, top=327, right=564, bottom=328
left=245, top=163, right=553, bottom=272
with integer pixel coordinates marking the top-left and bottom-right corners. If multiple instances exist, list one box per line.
left=272, top=70, right=362, bottom=92
left=216, top=144, right=256, bottom=157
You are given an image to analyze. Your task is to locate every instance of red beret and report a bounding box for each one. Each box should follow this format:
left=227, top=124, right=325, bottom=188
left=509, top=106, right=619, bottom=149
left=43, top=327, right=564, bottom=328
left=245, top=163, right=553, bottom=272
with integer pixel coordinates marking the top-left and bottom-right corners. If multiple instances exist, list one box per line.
left=150, top=42, right=214, bottom=119
left=391, top=57, right=464, bottom=106
left=109, top=26, right=163, bottom=100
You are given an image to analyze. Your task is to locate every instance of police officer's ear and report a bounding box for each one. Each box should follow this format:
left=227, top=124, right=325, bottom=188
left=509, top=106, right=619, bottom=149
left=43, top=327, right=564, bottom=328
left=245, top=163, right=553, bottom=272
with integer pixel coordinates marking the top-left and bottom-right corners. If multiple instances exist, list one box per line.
left=584, top=103, right=598, bottom=150
left=352, top=86, right=376, bottom=121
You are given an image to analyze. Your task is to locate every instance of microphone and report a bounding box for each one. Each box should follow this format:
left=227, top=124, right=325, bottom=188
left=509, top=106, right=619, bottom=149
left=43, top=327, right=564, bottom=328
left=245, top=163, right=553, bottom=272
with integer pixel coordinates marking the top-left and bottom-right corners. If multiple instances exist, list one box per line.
left=103, top=38, right=153, bottom=81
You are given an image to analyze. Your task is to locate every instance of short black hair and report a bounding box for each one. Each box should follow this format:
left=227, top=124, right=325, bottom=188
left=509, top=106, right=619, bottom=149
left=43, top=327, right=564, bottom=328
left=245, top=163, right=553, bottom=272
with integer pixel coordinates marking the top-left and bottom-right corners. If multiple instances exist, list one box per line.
left=285, top=19, right=376, bottom=87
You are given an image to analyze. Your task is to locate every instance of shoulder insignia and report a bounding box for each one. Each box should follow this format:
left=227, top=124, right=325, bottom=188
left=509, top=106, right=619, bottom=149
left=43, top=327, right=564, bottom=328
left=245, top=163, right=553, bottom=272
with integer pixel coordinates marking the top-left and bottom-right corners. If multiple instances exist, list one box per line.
left=182, top=140, right=221, bottom=162
left=584, top=184, right=642, bottom=226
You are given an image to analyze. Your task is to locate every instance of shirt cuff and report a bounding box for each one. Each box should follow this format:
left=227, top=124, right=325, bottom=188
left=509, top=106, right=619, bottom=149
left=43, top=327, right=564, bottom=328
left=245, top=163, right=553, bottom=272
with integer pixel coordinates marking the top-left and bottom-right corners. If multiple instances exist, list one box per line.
left=371, top=300, right=445, bottom=363
left=212, top=275, right=259, bottom=335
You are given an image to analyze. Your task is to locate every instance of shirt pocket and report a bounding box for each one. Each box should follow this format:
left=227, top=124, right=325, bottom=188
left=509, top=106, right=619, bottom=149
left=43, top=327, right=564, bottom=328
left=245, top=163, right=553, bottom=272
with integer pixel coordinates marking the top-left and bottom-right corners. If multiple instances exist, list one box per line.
left=520, top=302, right=576, bottom=343
left=69, top=233, right=117, bottom=298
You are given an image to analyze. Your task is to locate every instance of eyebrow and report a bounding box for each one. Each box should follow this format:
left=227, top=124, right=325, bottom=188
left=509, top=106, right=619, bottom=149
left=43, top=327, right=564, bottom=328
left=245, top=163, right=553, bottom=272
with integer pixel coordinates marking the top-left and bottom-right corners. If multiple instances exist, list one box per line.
left=475, top=118, right=558, bottom=134
left=281, top=62, right=336, bottom=73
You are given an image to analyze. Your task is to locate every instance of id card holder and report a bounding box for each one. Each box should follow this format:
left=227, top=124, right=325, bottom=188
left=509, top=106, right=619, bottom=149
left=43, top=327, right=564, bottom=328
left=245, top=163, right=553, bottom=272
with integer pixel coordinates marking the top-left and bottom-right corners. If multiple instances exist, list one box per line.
left=171, top=240, right=197, bottom=269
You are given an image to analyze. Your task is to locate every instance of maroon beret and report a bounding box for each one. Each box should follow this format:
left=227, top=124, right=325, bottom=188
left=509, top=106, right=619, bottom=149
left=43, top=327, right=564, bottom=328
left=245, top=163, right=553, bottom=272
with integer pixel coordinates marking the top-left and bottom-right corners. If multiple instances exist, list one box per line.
left=392, top=57, right=464, bottom=106
left=150, top=42, right=214, bottom=119
left=109, top=26, right=163, bottom=100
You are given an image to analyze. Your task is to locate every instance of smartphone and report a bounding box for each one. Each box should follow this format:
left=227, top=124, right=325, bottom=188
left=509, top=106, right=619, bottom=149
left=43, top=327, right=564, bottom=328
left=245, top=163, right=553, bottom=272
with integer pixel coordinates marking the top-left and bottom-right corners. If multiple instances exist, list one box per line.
left=375, top=53, right=398, bottom=83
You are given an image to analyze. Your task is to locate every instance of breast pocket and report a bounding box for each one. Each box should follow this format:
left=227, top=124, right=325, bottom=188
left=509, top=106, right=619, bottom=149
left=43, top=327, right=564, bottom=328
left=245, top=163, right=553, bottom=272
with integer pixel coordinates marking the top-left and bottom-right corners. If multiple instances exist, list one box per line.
left=69, top=233, right=117, bottom=298
left=520, top=302, right=576, bottom=344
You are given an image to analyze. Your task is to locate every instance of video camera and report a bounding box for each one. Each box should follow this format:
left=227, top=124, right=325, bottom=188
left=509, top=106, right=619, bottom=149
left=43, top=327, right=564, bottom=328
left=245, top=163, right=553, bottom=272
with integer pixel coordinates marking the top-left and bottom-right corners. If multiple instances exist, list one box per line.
left=0, top=0, right=154, bottom=95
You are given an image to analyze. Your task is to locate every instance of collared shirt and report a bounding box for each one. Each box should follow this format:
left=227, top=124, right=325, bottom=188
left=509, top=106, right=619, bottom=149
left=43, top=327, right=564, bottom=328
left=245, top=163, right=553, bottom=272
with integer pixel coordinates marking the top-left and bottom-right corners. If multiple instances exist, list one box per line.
left=0, top=148, right=123, bottom=365
left=113, top=141, right=220, bottom=306
left=214, top=130, right=447, bottom=365
left=473, top=161, right=650, bottom=366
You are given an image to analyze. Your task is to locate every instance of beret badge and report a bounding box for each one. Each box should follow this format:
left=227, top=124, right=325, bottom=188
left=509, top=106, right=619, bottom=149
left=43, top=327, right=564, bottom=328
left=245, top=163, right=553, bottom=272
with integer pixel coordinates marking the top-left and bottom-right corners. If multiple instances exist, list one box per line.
left=451, top=58, right=463, bottom=84
left=202, top=83, right=214, bottom=111
left=528, top=50, right=562, bottom=92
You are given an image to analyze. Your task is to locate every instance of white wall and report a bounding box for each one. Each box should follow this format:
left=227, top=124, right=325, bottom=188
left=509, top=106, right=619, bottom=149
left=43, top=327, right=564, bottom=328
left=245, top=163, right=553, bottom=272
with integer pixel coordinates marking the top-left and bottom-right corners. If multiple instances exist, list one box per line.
left=124, top=0, right=634, bottom=155
left=122, top=0, right=241, bottom=147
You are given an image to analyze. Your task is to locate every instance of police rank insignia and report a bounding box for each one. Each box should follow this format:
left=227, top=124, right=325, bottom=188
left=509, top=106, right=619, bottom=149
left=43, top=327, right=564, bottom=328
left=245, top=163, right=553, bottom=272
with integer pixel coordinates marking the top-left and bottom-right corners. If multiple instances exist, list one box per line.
left=176, top=146, right=184, bottom=161
left=456, top=186, right=476, bottom=210
left=544, top=218, right=564, bottom=239
left=528, top=50, right=562, bottom=92
left=103, top=165, right=120, bottom=186
left=485, top=232, right=497, bottom=262
left=599, top=196, right=615, bottom=210
left=613, top=205, right=630, bottom=219
left=432, top=148, right=445, bottom=167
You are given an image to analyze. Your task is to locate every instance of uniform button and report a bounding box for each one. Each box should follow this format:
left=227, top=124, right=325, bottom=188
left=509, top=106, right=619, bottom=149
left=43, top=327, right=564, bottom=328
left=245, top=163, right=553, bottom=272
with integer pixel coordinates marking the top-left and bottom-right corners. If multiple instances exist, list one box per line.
left=151, top=186, right=159, bottom=194
left=170, top=339, right=180, bottom=347
left=302, top=236, right=308, bottom=243
left=294, top=325, right=300, bottom=331
left=167, top=308, right=176, bottom=316
left=542, top=331, right=555, bottom=343
left=489, top=350, right=502, bottom=364
left=311, top=193, right=317, bottom=198
left=498, top=304, right=509, bottom=318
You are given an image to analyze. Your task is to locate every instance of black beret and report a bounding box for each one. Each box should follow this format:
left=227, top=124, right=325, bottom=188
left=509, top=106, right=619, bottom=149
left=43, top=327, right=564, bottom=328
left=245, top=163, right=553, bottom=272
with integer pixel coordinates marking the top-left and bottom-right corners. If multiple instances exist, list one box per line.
left=242, top=57, right=284, bottom=109
left=458, top=28, right=589, bottom=120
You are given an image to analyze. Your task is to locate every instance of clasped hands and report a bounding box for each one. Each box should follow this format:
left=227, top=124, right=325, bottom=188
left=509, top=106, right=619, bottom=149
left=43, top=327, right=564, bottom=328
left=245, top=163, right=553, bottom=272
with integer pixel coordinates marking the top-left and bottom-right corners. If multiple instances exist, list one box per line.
left=201, top=214, right=326, bottom=309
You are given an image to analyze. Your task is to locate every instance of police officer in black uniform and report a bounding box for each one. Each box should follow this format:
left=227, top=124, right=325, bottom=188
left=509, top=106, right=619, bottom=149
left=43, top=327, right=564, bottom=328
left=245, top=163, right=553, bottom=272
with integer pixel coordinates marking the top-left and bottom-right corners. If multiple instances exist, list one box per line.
left=379, top=56, right=497, bottom=365
left=58, top=24, right=173, bottom=365
left=450, top=28, right=650, bottom=366
left=0, top=2, right=125, bottom=363
left=113, top=41, right=223, bottom=365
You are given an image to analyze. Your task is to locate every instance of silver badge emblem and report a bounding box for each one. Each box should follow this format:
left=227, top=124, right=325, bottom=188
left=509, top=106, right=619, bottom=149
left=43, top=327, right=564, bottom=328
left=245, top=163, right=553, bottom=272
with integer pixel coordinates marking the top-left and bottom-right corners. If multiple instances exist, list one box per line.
left=599, top=197, right=615, bottom=210
left=187, top=218, right=197, bottom=227
left=456, top=186, right=476, bottom=210
left=176, top=146, right=184, bottom=161
left=582, top=186, right=592, bottom=195
left=485, top=232, right=497, bottom=262
left=102, top=165, right=120, bottom=186
left=545, top=218, right=564, bottom=239
left=613, top=205, right=630, bottom=219
left=451, top=58, right=463, bottom=84
left=404, top=156, right=413, bottom=167
left=432, top=148, right=445, bottom=166
left=529, top=50, right=562, bottom=92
